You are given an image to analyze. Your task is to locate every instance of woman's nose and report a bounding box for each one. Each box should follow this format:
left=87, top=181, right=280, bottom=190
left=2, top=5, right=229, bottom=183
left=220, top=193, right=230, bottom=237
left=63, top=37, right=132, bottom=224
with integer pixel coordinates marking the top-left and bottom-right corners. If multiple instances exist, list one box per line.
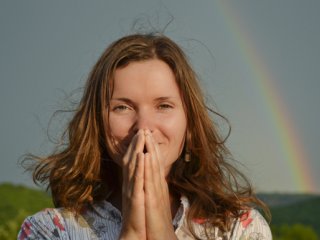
left=134, top=110, right=154, bottom=132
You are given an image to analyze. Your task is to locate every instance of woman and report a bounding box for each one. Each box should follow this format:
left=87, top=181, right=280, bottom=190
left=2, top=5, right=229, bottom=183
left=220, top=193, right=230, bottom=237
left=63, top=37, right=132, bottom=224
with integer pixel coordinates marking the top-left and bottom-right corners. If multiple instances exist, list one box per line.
left=19, top=33, right=272, bottom=239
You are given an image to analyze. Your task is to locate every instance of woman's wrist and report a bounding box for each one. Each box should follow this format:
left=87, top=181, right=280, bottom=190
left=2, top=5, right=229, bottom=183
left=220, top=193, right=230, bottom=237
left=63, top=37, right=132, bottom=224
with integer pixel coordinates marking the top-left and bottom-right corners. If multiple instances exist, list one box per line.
left=119, top=229, right=144, bottom=240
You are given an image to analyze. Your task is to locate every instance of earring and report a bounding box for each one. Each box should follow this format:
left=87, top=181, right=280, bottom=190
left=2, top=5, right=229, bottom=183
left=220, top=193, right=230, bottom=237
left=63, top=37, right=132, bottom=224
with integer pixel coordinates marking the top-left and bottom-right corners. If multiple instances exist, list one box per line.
left=184, top=130, right=191, bottom=162
left=184, top=151, right=191, bottom=162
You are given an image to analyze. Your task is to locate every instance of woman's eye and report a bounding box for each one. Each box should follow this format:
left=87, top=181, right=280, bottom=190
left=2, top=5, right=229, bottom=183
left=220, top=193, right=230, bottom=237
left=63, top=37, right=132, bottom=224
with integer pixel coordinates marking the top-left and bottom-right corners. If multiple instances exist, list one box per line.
left=113, top=105, right=130, bottom=112
left=158, top=104, right=173, bottom=110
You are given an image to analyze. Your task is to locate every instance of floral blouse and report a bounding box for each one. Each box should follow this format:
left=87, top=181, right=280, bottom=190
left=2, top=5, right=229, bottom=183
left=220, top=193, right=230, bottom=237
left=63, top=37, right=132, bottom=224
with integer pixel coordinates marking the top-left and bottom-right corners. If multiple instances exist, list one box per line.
left=18, top=196, right=272, bottom=240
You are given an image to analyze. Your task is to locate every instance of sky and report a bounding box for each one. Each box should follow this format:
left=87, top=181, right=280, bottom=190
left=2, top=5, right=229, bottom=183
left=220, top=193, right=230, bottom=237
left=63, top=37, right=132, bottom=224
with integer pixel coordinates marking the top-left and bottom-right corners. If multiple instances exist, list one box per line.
left=1, top=0, right=319, bottom=193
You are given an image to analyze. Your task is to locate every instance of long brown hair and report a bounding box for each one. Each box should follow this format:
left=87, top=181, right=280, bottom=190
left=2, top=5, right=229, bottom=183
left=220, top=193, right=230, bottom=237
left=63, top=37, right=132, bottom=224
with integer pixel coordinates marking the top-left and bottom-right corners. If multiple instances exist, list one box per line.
left=25, top=33, right=269, bottom=235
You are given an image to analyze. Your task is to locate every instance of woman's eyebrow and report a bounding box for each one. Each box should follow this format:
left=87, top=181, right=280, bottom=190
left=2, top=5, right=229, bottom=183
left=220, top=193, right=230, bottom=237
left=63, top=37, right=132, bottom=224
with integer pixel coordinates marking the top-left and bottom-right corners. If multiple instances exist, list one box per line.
left=110, top=97, right=133, bottom=103
left=154, top=96, right=178, bottom=101
left=112, top=96, right=177, bottom=101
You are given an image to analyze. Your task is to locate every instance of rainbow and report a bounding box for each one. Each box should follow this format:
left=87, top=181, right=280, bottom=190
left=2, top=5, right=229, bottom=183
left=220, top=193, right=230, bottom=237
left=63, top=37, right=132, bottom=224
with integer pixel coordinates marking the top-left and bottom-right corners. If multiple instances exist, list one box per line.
left=217, top=2, right=316, bottom=192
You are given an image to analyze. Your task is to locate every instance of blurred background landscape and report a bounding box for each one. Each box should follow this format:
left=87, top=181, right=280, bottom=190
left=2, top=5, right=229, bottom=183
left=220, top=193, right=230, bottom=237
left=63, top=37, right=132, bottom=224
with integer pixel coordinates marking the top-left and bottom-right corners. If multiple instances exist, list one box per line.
left=1, top=1, right=319, bottom=239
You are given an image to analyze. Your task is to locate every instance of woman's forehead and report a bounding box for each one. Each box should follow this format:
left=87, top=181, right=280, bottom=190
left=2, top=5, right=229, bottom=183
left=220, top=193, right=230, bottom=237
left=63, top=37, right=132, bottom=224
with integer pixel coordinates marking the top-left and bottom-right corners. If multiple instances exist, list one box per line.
left=111, top=60, right=181, bottom=98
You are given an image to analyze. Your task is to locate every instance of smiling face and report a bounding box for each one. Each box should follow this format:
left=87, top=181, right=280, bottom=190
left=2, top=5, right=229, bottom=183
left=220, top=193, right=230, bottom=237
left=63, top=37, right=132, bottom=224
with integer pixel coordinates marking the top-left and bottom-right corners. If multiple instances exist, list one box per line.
left=106, top=59, right=187, bottom=175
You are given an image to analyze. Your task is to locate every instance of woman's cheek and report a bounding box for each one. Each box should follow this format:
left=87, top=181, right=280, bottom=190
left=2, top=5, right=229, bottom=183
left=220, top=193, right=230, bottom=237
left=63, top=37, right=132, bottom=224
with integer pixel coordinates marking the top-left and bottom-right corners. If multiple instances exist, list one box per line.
left=110, top=115, right=132, bottom=141
left=163, top=115, right=187, bottom=162
left=108, top=116, right=134, bottom=165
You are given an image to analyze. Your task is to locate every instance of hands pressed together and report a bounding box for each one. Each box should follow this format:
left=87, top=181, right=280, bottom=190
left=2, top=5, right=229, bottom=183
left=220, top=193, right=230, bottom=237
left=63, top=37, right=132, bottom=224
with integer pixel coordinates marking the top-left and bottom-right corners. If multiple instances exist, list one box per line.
left=119, top=129, right=178, bottom=240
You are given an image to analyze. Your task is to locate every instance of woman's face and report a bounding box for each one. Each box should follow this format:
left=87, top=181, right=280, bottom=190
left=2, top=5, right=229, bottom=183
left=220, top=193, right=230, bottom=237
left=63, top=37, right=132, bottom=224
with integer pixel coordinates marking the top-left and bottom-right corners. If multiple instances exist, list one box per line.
left=106, top=59, right=187, bottom=175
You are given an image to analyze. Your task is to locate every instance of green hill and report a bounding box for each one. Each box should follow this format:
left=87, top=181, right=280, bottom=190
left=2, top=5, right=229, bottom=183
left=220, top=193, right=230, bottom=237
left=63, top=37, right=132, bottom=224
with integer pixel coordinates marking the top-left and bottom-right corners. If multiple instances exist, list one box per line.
left=270, top=196, right=320, bottom=236
left=0, top=182, right=53, bottom=223
left=0, top=182, right=53, bottom=239
left=258, top=193, right=320, bottom=239
left=258, top=193, right=320, bottom=235
left=258, top=193, right=319, bottom=207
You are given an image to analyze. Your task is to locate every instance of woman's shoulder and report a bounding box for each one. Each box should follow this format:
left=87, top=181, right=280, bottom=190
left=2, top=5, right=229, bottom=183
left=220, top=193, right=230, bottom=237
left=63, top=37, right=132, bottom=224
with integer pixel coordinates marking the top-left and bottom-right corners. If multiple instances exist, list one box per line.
left=18, top=201, right=123, bottom=240
left=231, top=208, right=272, bottom=239
left=175, top=206, right=272, bottom=240
left=175, top=196, right=272, bottom=239
left=18, top=208, right=71, bottom=239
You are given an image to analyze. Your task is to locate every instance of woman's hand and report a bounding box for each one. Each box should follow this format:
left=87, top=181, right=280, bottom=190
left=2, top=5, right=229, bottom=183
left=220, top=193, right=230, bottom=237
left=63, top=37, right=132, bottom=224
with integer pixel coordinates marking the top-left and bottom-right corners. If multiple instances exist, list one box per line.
left=119, top=129, right=177, bottom=240
left=144, top=129, right=178, bottom=240
left=119, top=130, right=146, bottom=240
